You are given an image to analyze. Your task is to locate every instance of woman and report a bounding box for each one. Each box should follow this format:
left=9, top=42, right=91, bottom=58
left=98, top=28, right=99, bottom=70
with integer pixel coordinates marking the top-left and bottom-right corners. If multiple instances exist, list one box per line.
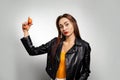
left=21, top=13, right=91, bottom=80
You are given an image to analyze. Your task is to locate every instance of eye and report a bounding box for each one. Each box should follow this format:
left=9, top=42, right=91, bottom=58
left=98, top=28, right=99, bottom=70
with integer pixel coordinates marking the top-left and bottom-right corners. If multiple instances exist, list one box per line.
left=59, top=25, right=63, bottom=29
left=65, top=23, right=69, bottom=26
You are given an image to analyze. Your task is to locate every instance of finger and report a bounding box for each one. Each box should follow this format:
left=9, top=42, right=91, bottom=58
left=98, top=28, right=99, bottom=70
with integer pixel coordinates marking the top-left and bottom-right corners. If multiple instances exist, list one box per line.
left=28, top=23, right=33, bottom=26
left=22, top=22, right=28, bottom=26
left=22, top=23, right=26, bottom=26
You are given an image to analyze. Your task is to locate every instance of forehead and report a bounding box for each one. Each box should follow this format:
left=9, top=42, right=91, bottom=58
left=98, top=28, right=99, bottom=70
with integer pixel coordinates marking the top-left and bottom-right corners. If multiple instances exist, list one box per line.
left=59, top=17, right=70, bottom=24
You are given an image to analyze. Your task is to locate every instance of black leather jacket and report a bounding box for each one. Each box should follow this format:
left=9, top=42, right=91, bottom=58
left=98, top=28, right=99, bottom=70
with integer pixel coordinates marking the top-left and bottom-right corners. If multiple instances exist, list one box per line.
left=21, top=36, right=91, bottom=80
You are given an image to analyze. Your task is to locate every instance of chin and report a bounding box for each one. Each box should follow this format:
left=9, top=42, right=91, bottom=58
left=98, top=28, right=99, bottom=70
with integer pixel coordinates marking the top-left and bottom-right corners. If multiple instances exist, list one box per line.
left=64, top=34, right=71, bottom=37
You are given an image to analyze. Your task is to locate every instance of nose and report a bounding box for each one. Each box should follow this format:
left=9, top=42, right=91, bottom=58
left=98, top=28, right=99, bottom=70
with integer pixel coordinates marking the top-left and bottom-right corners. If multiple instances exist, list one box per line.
left=63, top=26, right=67, bottom=31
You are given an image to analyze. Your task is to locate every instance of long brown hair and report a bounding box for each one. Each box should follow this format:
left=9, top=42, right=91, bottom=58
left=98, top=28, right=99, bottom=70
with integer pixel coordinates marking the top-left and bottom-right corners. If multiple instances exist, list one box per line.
left=52, top=13, right=81, bottom=62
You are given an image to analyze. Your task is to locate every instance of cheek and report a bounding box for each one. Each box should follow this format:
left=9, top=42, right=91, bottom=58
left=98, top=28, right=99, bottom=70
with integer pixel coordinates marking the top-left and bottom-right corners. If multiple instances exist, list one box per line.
left=69, top=26, right=74, bottom=32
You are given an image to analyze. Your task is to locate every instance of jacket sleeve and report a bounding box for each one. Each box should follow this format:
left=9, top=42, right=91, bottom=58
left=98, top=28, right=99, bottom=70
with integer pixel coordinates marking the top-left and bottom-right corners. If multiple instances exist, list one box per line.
left=20, top=36, right=57, bottom=56
left=79, top=43, right=91, bottom=80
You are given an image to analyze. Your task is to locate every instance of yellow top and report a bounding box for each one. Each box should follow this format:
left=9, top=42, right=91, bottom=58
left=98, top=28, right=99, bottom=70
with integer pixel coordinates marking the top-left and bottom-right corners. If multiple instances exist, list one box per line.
left=56, top=51, right=66, bottom=78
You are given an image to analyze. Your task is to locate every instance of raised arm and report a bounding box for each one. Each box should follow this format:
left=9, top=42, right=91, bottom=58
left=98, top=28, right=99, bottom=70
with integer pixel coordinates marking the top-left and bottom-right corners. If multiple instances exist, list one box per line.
left=21, top=17, right=57, bottom=56
left=21, top=36, right=57, bottom=56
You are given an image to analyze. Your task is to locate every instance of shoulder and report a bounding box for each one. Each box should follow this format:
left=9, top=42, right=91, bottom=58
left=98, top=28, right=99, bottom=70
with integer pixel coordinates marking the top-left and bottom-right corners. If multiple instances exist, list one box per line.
left=49, top=37, right=59, bottom=44
left=76, top=38, right=89, bottom=46
left=82, top=39, right=91, bottom=51
left=51, top=37, right=57, bottom=41
left=81, top=39, right=90, bottom=47
left=49, top=37, right=57, bottom=43
left=77, top=38, right=91, bottom=51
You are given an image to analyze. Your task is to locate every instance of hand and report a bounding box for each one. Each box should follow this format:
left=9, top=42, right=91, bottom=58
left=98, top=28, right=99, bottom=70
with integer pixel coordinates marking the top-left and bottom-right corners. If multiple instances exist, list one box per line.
left=22, top=17, right=33, bottom=37
left=22, top=17, right=32, bottom=32
left=22, top=22, right=32, bottom=32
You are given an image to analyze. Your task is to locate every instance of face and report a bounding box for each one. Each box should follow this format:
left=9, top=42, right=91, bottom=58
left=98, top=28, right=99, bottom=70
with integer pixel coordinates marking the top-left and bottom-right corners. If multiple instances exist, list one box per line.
left=58, top=17, right=75, bottom=37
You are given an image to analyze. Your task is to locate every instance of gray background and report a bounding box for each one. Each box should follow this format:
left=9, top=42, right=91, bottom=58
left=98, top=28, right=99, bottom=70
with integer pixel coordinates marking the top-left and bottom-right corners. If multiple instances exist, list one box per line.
left=0, top=0, right=120, bottom=80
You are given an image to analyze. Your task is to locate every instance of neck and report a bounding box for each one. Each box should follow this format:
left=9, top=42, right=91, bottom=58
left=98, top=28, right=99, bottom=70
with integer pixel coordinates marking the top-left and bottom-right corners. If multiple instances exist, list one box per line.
left=65, top=33, right=75, bottom=43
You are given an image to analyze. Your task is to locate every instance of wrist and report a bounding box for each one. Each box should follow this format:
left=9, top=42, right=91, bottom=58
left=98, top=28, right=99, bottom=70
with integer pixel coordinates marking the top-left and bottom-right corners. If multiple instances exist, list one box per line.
left=23, top=30, right=29, bottom=37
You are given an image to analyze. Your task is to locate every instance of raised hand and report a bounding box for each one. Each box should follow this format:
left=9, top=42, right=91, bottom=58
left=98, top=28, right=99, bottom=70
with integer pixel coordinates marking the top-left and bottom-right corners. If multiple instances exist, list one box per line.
left=22, top=17, right=32, bottom=37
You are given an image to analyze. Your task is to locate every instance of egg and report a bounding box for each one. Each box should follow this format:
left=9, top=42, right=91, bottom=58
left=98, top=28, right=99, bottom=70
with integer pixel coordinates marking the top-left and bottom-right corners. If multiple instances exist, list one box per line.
left=28, top=17, right=32, bottom=25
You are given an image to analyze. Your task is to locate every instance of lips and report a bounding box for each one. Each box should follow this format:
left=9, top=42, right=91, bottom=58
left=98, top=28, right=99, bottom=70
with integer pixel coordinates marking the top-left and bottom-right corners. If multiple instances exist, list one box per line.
left=64, top=32, right=68, bottom=34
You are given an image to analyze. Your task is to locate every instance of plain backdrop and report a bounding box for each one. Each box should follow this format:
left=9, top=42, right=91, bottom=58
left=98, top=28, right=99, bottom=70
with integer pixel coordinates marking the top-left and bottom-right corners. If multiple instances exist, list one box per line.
left=0, top=0, right=120, bottom=80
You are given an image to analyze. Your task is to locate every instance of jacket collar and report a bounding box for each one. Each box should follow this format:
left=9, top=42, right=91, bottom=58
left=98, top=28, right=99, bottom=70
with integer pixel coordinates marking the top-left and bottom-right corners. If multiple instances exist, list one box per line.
left=75, top=38, right=82, bottom=46
left=61, top=37, right=82, bottom=46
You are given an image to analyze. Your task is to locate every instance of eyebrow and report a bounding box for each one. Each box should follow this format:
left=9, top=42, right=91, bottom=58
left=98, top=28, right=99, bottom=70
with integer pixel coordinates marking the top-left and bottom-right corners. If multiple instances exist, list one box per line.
left=64, top=21, right=68, bottom=24
left=59, top=21, right=68, bottom=26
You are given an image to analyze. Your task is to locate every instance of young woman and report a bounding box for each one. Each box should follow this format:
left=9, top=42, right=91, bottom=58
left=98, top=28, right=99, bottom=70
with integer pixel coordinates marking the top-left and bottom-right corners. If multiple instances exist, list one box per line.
left=21, top=13, right=91, bottom=80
